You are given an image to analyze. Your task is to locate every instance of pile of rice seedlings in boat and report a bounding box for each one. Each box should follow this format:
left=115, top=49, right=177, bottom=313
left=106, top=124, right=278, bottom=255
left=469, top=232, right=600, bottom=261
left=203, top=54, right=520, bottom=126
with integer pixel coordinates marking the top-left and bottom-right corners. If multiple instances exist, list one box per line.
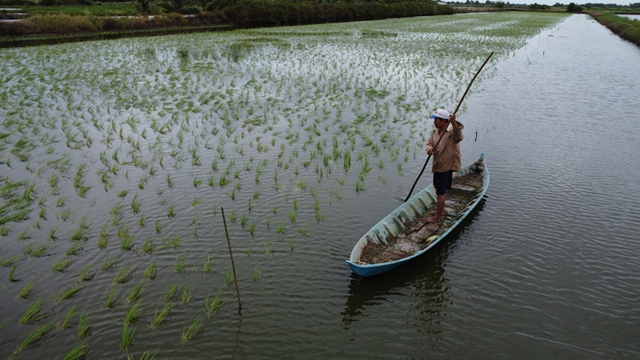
left=0, top=11, right=567, bottom=356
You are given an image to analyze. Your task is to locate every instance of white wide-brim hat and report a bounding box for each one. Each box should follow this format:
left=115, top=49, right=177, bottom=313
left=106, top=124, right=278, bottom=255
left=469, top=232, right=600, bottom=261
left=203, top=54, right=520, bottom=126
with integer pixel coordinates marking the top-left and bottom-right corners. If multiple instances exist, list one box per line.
left=429, top=109, right=450, bottom=120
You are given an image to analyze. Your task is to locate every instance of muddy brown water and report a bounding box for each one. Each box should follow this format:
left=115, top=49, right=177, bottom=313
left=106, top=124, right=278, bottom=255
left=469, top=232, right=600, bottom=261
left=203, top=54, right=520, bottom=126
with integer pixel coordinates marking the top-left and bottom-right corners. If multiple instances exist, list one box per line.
left=1, top=13, right=639, bottom=359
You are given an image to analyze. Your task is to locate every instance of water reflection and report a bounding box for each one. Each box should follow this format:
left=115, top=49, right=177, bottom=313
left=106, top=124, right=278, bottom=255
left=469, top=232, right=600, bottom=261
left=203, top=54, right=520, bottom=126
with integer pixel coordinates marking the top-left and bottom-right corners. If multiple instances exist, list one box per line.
left=342, top=200, right=486, bottom=328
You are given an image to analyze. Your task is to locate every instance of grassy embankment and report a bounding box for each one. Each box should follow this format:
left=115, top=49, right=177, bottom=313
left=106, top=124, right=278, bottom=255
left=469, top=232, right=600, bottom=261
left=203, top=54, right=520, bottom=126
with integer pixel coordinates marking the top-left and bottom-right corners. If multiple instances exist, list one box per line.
left=0, top=0, right=454, bottom=47
left=587, top=11, right=640, bottom=47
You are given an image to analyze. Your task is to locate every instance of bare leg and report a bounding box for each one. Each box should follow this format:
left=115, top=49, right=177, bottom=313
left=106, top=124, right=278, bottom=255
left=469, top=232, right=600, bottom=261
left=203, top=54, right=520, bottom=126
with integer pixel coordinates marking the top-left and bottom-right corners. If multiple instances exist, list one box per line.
left=427, top=194, right=446, bottom=222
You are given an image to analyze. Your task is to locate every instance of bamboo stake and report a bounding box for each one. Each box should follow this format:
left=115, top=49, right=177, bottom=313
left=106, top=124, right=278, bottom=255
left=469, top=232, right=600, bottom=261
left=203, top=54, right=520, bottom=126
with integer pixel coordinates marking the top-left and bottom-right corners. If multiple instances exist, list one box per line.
left=221, top=207, right=242, bottom=311
left=404, top=52, right=494, bottom=202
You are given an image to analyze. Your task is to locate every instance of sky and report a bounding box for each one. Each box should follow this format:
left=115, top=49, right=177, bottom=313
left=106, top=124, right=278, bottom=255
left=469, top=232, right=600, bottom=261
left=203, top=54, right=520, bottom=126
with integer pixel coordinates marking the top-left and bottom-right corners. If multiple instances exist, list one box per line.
left=457, top=0, right=637, bottom=6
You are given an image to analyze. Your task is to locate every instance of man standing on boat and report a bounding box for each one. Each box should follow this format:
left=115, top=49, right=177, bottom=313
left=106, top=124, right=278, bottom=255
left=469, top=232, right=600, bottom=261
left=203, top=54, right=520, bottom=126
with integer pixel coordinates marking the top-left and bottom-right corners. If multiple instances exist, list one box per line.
left=425, top=109, right=463, bottom=223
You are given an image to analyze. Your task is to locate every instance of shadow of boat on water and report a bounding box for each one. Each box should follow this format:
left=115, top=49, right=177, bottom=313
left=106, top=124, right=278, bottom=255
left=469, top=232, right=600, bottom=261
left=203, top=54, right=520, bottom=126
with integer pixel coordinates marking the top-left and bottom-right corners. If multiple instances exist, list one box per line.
left=341, top=198, right=487, bottom=328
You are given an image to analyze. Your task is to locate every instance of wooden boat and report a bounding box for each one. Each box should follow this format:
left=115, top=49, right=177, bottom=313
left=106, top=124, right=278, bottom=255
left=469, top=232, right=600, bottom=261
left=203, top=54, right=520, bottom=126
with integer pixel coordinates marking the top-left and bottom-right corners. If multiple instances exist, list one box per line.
left=346, top=152, right=489, bottom=277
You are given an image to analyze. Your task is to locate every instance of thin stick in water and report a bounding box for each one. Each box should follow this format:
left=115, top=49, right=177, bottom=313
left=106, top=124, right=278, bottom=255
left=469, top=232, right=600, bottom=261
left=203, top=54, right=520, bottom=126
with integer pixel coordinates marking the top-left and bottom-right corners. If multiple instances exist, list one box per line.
left=221, top=207, right=242, bottom=311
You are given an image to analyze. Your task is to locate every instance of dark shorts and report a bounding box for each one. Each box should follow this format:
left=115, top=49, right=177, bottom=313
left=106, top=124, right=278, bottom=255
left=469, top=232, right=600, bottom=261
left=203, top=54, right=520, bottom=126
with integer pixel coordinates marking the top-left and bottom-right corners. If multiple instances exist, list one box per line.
left=433, top=170, right=453, bottom=196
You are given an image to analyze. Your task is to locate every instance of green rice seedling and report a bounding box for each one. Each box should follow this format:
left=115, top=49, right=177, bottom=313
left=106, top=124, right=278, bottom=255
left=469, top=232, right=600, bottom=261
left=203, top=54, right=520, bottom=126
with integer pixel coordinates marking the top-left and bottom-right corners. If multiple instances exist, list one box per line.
left=314, top=199, right=320, bottom=212
left=0, top=254, right=19, bottom=266
left=98, top=229, right=108, bottom=249
left=63, top=343, right=88, bottom=360
left=174, top=257, right=186, bottom=273
left=166, top=174, right=173, bottom=188
left=19, top=278, right=35, bottom=298
left=59, top=305, right=78, bottom=330
left=126, top=300, right=143, bottom=324
left=155, top=220, right=161, bottom=234
left=121, top=234, right=135, bottom=251
left=203, top=253, right=213, bottom=272
left=167, top=205, right=175, bottom=218
left=249, top=223, right=255, bottom=236
left=316, top=210, right=325, bottom=222
left=110, top=203, right=124, bottom=216
left=241, top=213, right=247, bottom=226
left=167, top=235, right=180, bottom=248
left=355, top=181, right=364, bottom=193
left=225, top=269, right=233, bottom=285
left=299, top=226, right=308, bottom=236
left=105, top=289, right=118, bottom=308
left=131, top=194, right=141, bottom=214
left=228, top=189, right=236, bottom=201
left=151, top=302, right=174, bottom=328
left=276, top=223, right=285, bottom=234
left=66, top=241, right=82, bottom=256
left=56, top=285, right=84, bottom=301
left=102, top=254, right=120, bottom=270
left=17, top=321, right=54, bottom=351
left=121, top=322, right=136, bottom=350
left=118, top=190, right=129, bottom=198
left=18, top=229, right=29, bottom=241
left=39, top=207, right=47, bottom=220
left=56, top=196, right=66, bottom=207
left=290, top=239, right=295, bottom=251
left=144, top=260, right=157, bottom=280
left=182, top=287, right=193, bottom=304
left=164, top=285, right=180, bottom=301
left=139, top=215, right=147, bottom=227
left=264, top=241, right=272, bottom=255
left=142, top=237, right=154, bottom=254
left=181, top=314, right=205, bottom=343
left=289, top=209, right=296, bottom=222
left=229, top=211, right=236, bottom=222
left=205, top=289, right=223, bottom=319
left=77, top=312, right=91, bottom=338
left=19, top=298, right=48, bottom=324
left=193, top=176, right=201, bottom=187
left=254, top=267, right=261, bottom=282
left=78, top=264, right=95, bottom=282
left=127, top=282, right=145, bottom=303
left=52, top=257, right=72, bottom=272
left=219, top=176, right=229, bottom=186
left=248, top=198, right=254, bottom=212
left=0, top=224, right=7, bottom=236
left=9, top=264, right=18, bottom=282
left=114, top=267, right=134, bottom=284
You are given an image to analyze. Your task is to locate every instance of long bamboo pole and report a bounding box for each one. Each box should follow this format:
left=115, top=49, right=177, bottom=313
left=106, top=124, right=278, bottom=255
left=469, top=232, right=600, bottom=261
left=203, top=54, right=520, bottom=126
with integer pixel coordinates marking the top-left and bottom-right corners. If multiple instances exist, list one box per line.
left=404, top=52, right=494, bottom=202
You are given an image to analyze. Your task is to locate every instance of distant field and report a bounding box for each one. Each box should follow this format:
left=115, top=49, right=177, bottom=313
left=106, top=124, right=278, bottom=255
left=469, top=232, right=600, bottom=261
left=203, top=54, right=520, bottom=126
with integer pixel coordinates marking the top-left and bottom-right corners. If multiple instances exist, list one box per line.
left=8, top=3, right=139, bottom=16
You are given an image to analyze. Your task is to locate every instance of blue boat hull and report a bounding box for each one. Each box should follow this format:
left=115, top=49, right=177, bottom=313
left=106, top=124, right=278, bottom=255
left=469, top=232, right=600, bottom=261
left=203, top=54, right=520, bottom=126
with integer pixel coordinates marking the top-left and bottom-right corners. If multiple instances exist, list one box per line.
left=346, top=153, right=489, bottom=277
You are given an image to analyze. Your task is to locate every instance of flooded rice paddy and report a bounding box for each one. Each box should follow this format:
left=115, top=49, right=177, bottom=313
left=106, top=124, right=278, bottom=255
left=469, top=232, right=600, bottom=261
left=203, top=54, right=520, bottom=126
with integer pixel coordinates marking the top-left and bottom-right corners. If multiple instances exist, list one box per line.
left=2, top=12, right=640, bottom=359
